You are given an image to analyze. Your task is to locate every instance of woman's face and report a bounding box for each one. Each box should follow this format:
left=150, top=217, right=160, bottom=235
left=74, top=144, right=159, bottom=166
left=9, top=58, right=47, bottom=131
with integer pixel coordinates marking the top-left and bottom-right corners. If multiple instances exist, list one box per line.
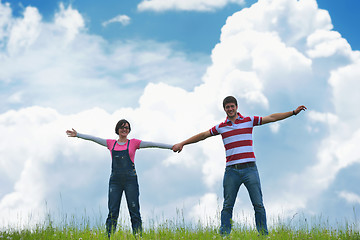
left=118, top=123, right=130, bottom=137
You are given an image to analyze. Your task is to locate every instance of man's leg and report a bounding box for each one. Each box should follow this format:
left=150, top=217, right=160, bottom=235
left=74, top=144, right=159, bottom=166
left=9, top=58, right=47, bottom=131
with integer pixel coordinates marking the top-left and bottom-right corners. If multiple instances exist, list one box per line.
left=243, top=165, right=268, bottom=235
left=220, top=167, right=242, bottom=236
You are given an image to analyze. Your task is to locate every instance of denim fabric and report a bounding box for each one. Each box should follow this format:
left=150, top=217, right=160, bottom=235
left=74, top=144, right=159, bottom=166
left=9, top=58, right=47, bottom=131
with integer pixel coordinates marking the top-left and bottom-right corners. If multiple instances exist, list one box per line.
left=105, top=141, right=142, bottom=237
left=219, top=164, right=268, bottom=236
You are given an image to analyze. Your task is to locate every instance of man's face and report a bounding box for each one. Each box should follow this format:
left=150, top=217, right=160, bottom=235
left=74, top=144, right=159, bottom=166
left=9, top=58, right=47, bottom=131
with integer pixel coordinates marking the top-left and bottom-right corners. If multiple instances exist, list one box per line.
left=224, top=103, right=238, bottom=118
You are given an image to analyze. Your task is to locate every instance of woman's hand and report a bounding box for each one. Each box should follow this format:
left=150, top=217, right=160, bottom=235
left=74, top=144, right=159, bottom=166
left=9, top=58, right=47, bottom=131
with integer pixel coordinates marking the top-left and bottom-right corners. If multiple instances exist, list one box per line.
left=172, top=143, right=184, bottom=153
left=66, top=128, right=77, bottom=137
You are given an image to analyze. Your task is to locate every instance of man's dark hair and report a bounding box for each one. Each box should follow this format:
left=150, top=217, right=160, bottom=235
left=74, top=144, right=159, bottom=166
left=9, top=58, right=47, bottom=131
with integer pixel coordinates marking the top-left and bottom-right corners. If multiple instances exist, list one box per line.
left=115, top=119, right=131, bottom=134
left=223, top=96, right=238, bottom=108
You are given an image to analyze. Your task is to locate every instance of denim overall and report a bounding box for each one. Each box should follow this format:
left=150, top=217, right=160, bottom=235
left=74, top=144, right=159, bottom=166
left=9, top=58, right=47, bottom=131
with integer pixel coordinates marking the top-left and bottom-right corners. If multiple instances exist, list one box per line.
left=105, top=140, right=142, bottom=237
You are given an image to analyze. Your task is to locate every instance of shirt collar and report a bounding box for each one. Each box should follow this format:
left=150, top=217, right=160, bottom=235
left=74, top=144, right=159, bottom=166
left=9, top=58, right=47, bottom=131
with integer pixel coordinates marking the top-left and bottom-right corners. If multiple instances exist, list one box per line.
left=224, top=112, right=244, bottom=123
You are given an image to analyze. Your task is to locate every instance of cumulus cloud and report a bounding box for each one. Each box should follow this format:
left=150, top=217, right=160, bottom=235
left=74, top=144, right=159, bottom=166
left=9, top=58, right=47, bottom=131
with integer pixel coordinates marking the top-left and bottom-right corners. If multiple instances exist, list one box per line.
left=339, top=191, right=360, bottom=205
left=6, top=6, right=42, bottom=55
left=0, top=3, right=208, bottom=114
left=192, top=0, right=360, bottom=221
left=54, top=3, right=85, bottom=43
left=188, top=193, right=220, bottom=225
left=102, top=15, right=131, bottom=27
left=1, top=0, right=360, bottom=229
left=137, top=0, right=245, bottom=12
left=307, top=30, right=352, bottom=58
left=0, top=2, right=12, bottom=42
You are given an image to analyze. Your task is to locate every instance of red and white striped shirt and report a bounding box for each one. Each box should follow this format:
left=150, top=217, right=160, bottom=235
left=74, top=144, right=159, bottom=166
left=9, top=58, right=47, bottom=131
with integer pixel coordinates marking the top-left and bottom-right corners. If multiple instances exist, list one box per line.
left=210, top=113, right=262, bottom=166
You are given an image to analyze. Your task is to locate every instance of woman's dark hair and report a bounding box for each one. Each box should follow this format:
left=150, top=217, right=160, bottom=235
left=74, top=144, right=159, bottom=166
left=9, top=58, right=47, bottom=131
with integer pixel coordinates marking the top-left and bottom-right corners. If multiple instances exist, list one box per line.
left=115, top=119, right=131, bottom=135
left=223, top=96, right=238, bottom=108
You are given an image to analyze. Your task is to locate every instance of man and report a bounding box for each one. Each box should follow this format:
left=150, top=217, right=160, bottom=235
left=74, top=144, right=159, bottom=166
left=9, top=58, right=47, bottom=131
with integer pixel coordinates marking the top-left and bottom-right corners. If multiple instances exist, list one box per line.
left=172, top=96, right=307, bottom=235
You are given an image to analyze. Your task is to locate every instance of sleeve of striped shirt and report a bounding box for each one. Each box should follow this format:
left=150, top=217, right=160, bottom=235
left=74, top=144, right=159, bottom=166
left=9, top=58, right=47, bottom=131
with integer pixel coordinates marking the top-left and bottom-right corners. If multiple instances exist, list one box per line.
left=210, top=125, right=219, bottom=136
left=253, top=116, right=262, bottom=126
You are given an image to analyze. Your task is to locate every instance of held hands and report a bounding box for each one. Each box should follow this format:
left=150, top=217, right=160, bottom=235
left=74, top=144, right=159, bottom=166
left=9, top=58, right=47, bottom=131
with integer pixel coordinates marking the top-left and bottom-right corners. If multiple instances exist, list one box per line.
left=66, top=128, right=77, bottom=137
left=172, top=143, right=183, bottom=153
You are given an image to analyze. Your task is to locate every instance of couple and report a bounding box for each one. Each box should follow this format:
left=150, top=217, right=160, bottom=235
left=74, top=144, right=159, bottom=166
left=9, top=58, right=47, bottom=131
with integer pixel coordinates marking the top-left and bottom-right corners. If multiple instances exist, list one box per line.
left=66, top=96, right=306, bottom=237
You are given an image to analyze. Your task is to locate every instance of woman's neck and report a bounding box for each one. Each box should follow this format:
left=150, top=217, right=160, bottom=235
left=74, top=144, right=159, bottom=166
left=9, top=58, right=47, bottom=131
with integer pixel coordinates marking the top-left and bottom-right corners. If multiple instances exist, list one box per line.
left=118, top=137, right=128, bottom=143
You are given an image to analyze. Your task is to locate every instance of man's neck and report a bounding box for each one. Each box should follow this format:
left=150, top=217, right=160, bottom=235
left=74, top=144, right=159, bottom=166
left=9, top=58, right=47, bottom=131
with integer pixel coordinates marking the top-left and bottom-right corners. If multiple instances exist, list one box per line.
left=227, top=114, right=238, bottom=123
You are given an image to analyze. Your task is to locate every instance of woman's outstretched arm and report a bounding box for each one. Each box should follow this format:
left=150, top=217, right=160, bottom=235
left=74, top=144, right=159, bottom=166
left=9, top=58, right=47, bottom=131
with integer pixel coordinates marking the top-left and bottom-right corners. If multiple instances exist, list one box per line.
left=139, top=141, right=173, bottom=150
left=66, top=128, right=107, bottom=147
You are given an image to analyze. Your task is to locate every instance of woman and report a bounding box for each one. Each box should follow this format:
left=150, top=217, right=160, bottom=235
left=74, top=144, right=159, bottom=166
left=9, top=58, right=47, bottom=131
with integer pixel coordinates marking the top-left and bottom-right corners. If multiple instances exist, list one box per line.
left=66, top=119, right=173, bottom=237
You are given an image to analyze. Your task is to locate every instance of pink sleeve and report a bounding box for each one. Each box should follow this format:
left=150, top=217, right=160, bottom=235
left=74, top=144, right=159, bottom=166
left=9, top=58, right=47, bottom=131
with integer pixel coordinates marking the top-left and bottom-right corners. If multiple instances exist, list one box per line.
left=106, top=139, right=116, bottom=150
left=131, top=138, right=142, bottom=149
left=128, top=138, right=142, bottom=163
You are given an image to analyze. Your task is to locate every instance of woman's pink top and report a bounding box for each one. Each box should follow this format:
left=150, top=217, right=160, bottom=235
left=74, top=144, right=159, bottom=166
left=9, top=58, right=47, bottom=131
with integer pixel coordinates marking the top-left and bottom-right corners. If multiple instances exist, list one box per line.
left=106, top=139, right=141, bottom=163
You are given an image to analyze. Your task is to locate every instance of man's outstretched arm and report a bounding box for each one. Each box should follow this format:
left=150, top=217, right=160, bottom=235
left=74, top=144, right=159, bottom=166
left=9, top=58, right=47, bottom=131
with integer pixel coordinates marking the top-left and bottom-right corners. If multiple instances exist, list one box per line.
left=262, top=105, right=307, bottom=125
left=172, top=130, right=212, bottom=153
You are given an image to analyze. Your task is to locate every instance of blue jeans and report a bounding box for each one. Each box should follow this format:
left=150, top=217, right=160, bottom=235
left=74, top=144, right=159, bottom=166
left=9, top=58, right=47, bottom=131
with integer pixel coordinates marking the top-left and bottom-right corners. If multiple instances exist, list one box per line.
left=219, top=164, right=268, bottom=235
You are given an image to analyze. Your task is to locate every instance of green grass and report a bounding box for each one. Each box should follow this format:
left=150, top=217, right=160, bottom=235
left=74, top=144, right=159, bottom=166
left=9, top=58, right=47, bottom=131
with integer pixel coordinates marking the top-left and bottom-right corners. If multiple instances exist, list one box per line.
left=1, top=215, right=359, bottom=240
left=1, top=225, right=359, bottom=239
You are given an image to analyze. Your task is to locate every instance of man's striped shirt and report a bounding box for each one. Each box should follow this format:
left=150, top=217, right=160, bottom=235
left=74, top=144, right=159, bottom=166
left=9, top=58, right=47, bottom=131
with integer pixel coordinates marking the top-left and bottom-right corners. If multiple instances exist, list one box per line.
left=210, top=113, right=262, bottom=166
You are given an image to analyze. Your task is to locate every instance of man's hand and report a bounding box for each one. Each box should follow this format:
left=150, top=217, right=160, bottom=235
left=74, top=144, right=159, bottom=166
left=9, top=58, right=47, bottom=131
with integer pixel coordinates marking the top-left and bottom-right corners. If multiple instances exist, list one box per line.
left=172, top=143, right=183, bottom=153
left=262, top=105, right=307, bottom=124
left=294, top=105, right=307, bottom=115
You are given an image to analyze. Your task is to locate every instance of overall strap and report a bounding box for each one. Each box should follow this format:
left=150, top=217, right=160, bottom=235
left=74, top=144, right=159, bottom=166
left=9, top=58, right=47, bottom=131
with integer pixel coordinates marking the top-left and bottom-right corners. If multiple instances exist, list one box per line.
left=112, top=139, right=130, bottom=151
left=111, top=141, right=117, bottom=151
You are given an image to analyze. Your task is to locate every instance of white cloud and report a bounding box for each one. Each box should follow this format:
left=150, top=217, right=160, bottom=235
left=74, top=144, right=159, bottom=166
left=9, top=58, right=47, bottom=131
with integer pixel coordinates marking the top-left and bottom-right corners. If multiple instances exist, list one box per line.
left=54, top=3, right=85, bottom=43
left=1, top=0, right=360, bottom=229
left=0, top=3, right=208, bottom=114
left=7, top=6, right=42, bottom=55
left=307, top=30, right=352, bottom=58
left=188, top=193, right=220, bottom=225
left=306, top=110, right=338, bottom=133
left=339, top=191, right=360, bottom=205
left=329, top=58, right=360, bottom=125
left=137, top=0, right=244, bottom=12
left=7, top=91, right=23, bottom=103
left=203, top=0, right=360, bottom=221
left=307, top=111, right=339, bottom=125
left=220, top=0, right=332, bottom=45
left=102, top=15, right=131, bottom=27
left=269, top=122, right=280, bottom=133
left=0, top=2, right=12, bottom=43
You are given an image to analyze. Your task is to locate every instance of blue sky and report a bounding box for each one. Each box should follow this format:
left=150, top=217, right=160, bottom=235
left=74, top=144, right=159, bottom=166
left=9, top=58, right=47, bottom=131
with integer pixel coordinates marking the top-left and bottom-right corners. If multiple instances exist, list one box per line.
left=8, top=0, right=251, bottom=54
left=1, top=0, right=360, bottom=231
left=7, top=0, right=360, bottom=54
